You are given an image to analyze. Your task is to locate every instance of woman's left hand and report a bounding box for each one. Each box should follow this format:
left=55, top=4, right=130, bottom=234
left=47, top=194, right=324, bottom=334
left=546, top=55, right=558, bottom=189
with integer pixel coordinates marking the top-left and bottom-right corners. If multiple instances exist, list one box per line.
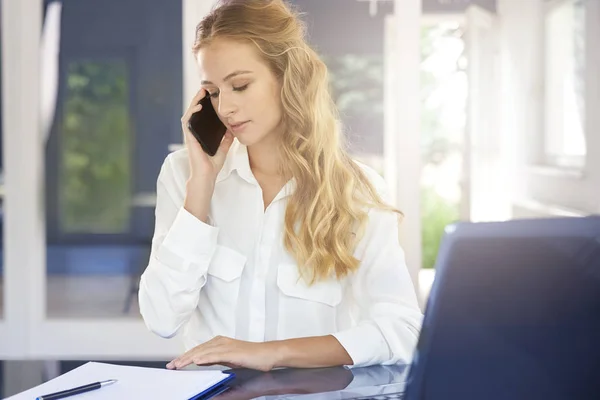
left=166, top=336, right=278, bottom=372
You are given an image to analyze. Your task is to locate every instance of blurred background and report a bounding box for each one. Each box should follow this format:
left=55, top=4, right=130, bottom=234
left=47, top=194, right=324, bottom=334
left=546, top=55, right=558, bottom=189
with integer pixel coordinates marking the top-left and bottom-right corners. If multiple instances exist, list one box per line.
left=0, top=0, right=598, bottom=397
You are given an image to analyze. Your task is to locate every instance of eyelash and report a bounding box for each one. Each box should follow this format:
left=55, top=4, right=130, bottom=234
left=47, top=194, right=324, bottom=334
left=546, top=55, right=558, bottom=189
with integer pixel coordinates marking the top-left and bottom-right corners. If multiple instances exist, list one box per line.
left=209, top=84, right=250, bottom=98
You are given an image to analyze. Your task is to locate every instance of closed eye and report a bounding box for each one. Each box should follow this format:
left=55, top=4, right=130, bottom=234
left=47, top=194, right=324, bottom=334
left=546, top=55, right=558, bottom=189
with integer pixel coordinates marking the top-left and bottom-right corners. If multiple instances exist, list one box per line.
left=233, top=84, right=249, bottom=92
left=208, top=84, right=248, bottom=98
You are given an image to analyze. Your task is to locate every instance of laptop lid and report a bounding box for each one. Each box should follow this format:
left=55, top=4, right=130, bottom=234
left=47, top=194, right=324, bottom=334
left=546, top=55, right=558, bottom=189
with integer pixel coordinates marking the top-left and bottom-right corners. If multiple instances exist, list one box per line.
left=404, top=216, right=600, bottom=400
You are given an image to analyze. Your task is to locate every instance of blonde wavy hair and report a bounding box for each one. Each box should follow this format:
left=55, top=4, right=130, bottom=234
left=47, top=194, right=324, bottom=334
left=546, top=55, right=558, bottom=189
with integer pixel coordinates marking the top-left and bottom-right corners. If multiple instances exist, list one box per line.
left=193, top=0, right=402, bottom=284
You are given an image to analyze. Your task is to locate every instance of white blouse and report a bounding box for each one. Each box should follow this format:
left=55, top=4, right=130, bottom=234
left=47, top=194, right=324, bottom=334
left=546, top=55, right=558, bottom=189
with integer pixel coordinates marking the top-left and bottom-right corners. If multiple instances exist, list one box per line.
left=138, top=140, right=423, bottom=368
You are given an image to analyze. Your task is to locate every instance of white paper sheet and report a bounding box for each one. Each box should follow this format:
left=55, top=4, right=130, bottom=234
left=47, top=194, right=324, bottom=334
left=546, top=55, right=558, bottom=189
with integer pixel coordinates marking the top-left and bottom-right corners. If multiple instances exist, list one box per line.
left=5, top=362, right=232, bottom=400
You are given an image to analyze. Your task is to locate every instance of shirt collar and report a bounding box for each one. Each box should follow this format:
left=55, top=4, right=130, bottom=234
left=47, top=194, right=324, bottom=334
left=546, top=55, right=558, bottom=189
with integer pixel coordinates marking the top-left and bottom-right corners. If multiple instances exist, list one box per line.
left=216, top=139, right=256, bottom=185
left=216, top=139, right=296, bottom=200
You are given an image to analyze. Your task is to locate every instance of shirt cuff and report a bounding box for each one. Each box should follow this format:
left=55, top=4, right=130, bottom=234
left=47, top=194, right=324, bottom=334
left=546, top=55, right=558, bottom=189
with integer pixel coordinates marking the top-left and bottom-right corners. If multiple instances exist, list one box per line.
left=332, top=323, right=390, bottom=368
left=161, top=207, right=219, bottom=266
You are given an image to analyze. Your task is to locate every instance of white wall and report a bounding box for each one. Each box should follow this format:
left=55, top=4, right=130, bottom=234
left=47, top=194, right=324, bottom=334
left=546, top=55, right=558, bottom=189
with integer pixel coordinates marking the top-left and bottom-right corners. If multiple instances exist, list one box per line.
left=182, top=0, right=218, bottom=109
left=498, top=0, right=600, bottom=217
left=386, top=0, right=423, bottom=295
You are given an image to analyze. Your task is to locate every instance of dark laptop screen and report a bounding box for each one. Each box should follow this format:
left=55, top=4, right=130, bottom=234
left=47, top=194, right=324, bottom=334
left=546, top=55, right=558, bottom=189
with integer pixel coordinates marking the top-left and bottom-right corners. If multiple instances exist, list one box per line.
left=405, top=217, right=600, bottom=400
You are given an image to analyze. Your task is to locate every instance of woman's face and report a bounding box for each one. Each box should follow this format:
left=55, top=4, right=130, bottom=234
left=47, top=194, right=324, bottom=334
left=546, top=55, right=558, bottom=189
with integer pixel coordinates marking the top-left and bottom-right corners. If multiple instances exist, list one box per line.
left=197, top=38, right=284, bottom=148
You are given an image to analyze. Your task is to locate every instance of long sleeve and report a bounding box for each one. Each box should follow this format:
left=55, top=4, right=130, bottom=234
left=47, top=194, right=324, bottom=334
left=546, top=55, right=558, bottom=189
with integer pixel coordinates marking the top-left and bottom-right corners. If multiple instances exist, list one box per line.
left=138, top=152, right=219, bottom=339
left=332, top=198, right=423, bottom=368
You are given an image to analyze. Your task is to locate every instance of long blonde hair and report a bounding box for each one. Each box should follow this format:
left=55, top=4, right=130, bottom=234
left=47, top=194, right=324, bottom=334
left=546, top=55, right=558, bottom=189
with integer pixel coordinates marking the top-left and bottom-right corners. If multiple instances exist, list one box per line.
left=193, top=0, right=401, bottom=283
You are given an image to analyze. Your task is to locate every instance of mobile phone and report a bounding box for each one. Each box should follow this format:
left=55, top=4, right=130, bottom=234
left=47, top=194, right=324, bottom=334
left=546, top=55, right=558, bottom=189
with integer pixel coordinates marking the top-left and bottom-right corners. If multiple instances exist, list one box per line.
left=187, top=92, right=227, bottom=156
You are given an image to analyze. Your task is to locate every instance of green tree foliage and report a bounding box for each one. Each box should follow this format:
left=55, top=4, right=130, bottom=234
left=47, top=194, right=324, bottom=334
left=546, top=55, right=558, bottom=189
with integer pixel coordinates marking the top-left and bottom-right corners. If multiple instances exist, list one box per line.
left=60, top=61, right=131, bottom=233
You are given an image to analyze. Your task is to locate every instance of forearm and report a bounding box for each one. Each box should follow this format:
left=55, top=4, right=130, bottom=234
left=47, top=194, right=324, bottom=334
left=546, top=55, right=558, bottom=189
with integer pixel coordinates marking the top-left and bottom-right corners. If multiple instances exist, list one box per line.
left=139, top=267, right=202, bottom=338
left=140, top=208, right=219, bottom=338
left=270, top=335, right=353, bottom=369
left=184, top=178, right=214, bottom=223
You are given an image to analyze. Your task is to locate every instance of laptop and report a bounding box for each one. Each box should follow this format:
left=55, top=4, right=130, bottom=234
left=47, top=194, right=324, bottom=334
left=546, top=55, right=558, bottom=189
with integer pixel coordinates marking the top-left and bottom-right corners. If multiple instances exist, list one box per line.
left=351, top=216, right=600, bottom=400
left=404, top=216, right=600, bottom=400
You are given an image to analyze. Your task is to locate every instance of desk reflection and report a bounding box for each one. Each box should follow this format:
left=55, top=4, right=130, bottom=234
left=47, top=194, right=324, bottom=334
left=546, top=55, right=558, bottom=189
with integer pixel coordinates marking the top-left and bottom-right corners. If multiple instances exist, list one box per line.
left=213, top=364, right=409, bottom=400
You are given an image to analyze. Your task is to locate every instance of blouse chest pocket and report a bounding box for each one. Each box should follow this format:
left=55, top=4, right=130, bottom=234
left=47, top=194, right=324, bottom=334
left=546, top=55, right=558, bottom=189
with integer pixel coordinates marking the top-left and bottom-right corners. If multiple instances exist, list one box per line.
left=276, top=262, right=343, bottom=306
left=276, top=262, right=343, bottom=338
left=207, top=245, right=246, bottom=282
left=203, top=245, right=246, bottom=312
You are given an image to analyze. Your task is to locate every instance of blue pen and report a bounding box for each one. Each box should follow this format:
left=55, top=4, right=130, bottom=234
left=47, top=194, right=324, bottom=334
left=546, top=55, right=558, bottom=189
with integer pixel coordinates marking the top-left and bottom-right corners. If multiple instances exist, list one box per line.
left=36, top=379, right=118, bottom=400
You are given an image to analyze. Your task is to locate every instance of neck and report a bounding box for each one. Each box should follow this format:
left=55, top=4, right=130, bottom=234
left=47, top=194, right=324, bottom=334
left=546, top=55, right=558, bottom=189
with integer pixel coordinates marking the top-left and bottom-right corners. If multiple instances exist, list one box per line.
left=247, top=134, right=282, bottom=178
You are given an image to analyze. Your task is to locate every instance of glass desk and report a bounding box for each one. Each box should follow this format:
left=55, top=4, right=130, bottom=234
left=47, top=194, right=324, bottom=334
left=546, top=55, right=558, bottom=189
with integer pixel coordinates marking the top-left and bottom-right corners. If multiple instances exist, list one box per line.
left=213, top=364, right=408, bottom=400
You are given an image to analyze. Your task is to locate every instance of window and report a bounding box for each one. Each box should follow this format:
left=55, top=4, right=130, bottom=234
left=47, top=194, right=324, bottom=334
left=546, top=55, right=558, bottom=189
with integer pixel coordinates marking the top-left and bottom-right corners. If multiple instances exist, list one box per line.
left=420, top=21, right=466, bottom=269
left=543, top=0, right=586, bottom=168
left=59, top=60, right=132, bottom=234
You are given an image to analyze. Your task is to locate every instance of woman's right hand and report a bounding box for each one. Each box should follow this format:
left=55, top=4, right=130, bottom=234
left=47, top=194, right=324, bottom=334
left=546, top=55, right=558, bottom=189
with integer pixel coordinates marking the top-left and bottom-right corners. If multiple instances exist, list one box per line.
left=182, top=88, right=234, bottom=181
left=181, top=89, right=234, bottom=222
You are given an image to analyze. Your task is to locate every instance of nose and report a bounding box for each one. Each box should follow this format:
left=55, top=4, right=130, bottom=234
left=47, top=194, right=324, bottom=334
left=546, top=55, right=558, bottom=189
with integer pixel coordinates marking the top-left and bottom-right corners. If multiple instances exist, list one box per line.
left=217, top=92, right=236, bottom=117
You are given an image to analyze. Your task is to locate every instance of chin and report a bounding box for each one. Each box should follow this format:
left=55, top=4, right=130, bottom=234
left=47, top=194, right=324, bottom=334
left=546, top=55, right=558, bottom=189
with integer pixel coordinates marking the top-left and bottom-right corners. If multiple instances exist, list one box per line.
left=232, top=133, right=255, bottom=147
left=233, top=130, right=265, bottom=148
left=233, top=123, right=281, bottom=148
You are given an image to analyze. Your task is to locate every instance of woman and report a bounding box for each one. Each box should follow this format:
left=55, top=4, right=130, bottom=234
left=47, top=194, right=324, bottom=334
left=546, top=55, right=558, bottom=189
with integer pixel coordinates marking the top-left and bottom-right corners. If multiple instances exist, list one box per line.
left=139, top=0, right=422, bottom=371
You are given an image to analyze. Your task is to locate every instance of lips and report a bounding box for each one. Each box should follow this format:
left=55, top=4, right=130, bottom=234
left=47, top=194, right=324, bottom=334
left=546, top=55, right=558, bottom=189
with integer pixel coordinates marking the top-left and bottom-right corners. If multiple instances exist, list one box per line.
left=229, top=121, right=249, bottom=128
left=229, top=121, right=250, bottom=132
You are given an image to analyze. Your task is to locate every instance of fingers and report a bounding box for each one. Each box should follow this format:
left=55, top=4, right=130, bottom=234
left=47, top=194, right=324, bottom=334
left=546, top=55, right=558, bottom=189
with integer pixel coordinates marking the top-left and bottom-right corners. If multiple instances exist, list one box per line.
left=181, top=103, right=203, bottom=131
left=166, top=359, right=189, bottom=370
left=169, top=346, right=202, bottom=369
left=167, top=350, right=226, bottom=370
left=183, top=125, right=198, bottom=146
left=181, top=89, right=206, bottom=129
left=188, top=88, right=206, bottom=111
left=167, top=336, right=229, bottom=370
left=191, top=351, right=228, bottom=367
left=166, top=349, right=193, bottom=370
left=189, top=103, right=203, bottom=114
left=167, top=342, right=203, bottom=369
left=214, top=131, right=234, bottom=159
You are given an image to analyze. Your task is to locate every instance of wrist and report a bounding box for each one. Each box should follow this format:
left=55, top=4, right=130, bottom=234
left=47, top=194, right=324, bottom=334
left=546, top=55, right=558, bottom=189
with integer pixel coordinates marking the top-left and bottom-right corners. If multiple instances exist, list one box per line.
left=184, top=180, right=213, bottom=223
left=266, top=340, right=288, bottom=369
left=186, top=176, right=215, bottom=194
left=182, top=202, right=208, bottom=223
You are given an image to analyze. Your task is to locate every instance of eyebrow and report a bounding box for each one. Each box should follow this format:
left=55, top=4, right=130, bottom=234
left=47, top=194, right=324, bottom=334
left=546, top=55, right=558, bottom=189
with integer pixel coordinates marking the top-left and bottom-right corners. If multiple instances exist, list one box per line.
left=201, top=70, right=253, bottom=85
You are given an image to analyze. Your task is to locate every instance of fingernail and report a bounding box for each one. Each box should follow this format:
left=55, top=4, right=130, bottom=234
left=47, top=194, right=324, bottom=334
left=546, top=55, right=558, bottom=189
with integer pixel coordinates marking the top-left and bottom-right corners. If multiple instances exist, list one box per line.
left=166, top=362, right=174, bottom=369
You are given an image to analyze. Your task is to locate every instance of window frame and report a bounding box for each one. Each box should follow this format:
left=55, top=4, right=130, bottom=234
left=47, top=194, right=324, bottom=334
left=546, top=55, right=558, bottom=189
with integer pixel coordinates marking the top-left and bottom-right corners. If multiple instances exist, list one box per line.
left=540, top=0, right=589, bottom=171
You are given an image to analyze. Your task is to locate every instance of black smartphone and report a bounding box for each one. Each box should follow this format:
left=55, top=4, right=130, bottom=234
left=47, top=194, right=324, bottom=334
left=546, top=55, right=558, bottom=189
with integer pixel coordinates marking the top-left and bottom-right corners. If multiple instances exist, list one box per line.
left=187, top=92, right=227, bottom=156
